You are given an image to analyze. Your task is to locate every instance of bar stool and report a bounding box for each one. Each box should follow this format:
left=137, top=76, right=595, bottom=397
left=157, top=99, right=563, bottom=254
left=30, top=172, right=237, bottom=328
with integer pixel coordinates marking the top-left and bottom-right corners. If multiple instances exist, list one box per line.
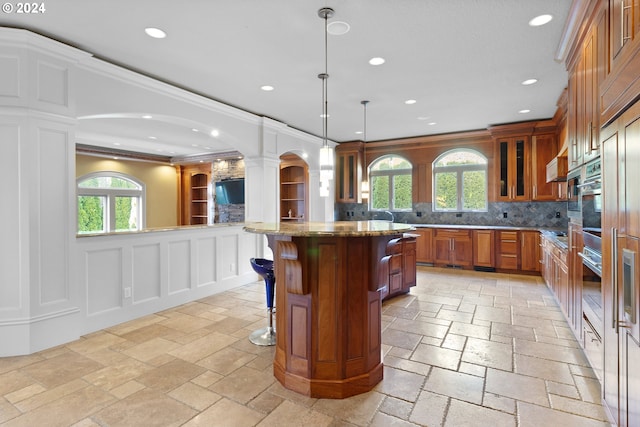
left=249, top=258, right=276, bottom=346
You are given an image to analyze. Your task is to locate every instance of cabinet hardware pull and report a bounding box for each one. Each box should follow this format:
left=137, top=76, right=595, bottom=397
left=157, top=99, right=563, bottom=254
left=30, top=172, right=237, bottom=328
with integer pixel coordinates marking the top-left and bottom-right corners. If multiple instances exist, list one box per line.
left=613, top=227, right=619, bottom=333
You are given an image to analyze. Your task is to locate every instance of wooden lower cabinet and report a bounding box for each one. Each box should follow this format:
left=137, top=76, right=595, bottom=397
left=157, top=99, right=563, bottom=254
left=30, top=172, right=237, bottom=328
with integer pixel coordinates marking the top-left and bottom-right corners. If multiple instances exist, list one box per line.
left=496, top=231, right=519, bottom=270
left=433, top=229, right=473, bottom=267
left=521, top=231, right=541, bottom=272
left=382, top=235, right=417, bottom=301
left=414, top=228, right=433, bottom=264
left=473, top=230, right=495, bottom=268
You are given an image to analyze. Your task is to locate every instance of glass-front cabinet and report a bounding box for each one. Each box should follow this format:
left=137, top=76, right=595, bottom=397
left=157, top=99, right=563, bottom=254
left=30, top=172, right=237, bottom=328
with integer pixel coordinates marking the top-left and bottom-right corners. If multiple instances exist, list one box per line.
left=335, top=142, right=363, bottom=203
left=496, top=136, right=530, bottom=201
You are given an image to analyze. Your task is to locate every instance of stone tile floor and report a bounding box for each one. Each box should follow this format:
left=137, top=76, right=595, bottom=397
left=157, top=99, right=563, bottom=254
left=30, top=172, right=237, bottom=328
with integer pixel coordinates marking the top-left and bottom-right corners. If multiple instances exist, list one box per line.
left=0, top=267, right=611, bottom=426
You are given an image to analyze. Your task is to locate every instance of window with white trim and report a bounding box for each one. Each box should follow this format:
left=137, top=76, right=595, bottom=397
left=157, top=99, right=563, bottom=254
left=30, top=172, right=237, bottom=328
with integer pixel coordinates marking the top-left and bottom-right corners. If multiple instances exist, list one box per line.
left=433, top=149, right=488, bottom=212
left=369, top=155, right=413, bottom=211
left=77, top=172, right=145, bottom=234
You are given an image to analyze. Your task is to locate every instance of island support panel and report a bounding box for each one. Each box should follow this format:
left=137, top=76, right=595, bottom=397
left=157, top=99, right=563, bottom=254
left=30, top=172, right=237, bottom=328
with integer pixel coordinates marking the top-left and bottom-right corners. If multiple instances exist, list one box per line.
left=271, top=234, right=398, bottom=398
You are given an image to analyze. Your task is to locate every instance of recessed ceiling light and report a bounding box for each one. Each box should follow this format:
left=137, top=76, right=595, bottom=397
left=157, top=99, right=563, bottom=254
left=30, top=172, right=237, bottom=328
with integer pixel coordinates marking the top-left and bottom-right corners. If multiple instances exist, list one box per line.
left=191, top=128, right=199, bottom=132
left=113, top=142, right=121, bottom=146
left=142, top=115, right=152, bottom=119
left=369, top=57, right=385, bottom=66
left=428, top=122, right=437, bottom=126
left=529, top=14, right=552, bottom=27
left=261, top=85, right=274, bottom=91
left=144, top=27, right=167, bottom=39
left=522, top=78, right=538, bottom=85
left=405, top=99, right=417, bottom=105
left=327, top=21, right=350, bottom=35
left=210, top=130, right=220, bottom=137
left=519, top=109, right=531, bottom=114
left=148, top=136, right=157, bottom=140
left=355, top=131, right=363, bottom=135
left=302, top=152, right=309, bottom=159
left=417, top=116, right=430, bottom=121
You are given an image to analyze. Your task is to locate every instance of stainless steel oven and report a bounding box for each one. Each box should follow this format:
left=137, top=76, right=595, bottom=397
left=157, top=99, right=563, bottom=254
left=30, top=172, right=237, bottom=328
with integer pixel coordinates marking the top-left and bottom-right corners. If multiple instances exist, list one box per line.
left=579, top=158, right=602, bottom=277
left=567, top=167, right=581, bottom=218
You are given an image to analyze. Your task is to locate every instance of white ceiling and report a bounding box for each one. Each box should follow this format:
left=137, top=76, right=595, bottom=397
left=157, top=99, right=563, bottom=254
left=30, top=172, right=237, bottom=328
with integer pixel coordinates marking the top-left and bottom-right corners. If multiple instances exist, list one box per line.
left=1, top=0, right=571, bottom=157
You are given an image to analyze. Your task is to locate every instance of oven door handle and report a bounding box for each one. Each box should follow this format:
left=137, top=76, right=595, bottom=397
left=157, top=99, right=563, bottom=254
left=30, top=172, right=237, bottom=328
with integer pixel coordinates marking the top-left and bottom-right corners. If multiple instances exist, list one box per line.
left=578, top=251, right=602, bottom=271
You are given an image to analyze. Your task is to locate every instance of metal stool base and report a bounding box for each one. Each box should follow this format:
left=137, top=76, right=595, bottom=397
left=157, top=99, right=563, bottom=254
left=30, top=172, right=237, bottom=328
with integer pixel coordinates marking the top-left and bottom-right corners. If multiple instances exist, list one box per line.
left=249, top=326, right=276, bottom=346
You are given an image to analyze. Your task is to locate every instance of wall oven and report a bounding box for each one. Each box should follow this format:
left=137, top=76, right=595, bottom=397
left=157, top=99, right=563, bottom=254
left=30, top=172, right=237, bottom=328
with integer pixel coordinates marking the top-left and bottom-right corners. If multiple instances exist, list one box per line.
left=578, top=158, right=603, bottom=380
left=567, top=167, right=581, bottom=218
left=579, top=158, right=603, bottom=277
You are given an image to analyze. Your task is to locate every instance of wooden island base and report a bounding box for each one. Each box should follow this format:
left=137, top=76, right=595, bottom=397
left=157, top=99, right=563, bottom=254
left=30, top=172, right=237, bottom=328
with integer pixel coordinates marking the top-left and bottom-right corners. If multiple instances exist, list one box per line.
left=244, top=221, right=413, bottom=399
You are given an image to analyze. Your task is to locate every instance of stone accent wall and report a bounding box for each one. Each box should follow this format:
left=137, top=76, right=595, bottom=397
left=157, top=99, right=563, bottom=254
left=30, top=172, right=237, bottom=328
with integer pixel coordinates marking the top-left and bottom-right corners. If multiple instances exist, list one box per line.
left=213, top=159, right=245, bottom=223
left=335, top=201, right=569, bottom=229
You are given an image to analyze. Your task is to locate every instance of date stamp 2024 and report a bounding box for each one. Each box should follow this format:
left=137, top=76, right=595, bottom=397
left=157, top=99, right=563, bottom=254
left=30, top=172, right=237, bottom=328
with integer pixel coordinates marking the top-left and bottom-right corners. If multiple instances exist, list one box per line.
left=2, top=2, right=46, bottom=14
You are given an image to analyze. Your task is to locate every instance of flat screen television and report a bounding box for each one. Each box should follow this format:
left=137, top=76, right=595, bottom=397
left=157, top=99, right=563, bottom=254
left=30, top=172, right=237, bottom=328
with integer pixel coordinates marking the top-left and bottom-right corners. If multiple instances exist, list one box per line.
left=215, top=178, right=245, bottom=204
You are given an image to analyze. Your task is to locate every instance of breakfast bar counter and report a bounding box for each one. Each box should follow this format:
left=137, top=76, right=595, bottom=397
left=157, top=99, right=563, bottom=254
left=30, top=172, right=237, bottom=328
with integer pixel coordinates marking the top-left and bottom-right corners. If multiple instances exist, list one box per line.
left=244, top=221, right=414, bottom=398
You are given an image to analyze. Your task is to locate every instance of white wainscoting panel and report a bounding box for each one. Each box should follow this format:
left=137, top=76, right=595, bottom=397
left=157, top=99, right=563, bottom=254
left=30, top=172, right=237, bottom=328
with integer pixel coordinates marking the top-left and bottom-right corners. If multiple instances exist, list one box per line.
left=86, top=248, right=123, bottom=315
left=168, top=240, right=191, bottom=294
left=132, top=243, right=161, bottom=303
left=196, top=236, right=216, bottom=286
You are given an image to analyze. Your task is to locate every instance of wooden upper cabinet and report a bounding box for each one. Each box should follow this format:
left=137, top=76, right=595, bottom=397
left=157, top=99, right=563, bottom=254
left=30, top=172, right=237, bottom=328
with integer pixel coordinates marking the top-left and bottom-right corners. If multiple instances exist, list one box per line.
left=496, top=136, right=530, bottom=201
left=610, top=0, right=639, bottom=66
left=335, top=142, right=363, bottom=203
left=531, top=134, right=559, bottom=200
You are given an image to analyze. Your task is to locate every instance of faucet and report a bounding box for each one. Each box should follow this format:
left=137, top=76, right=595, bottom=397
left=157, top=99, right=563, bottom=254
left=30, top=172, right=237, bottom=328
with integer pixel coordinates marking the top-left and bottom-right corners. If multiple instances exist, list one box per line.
left=384, top=210, right=394, bottom=223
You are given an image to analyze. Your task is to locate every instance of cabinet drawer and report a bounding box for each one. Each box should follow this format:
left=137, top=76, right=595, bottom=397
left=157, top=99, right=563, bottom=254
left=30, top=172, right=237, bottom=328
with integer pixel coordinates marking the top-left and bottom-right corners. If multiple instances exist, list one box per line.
left=500, top=231, right=518, bottom=240
left=435, top=229, right=471, bottom=239
left=389, top=254, right=402, bottom=273
left=500, top=241, right=518, bottom=254
left=498, top=254, right=519, bottom=270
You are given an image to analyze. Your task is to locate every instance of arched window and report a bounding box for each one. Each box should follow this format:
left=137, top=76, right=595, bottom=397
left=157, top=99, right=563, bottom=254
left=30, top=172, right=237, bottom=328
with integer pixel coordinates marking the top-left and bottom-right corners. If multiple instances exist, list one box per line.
left=77, top=172, right=145, bottom=234
left=369, top=155, right=412, bottom=211
left=433, top=149, right=488, bottom=212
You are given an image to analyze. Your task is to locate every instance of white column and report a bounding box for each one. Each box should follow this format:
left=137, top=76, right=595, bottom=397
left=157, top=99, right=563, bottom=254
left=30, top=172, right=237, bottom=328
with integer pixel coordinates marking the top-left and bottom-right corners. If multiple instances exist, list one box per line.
left=0, top=29, right=88, bottom=356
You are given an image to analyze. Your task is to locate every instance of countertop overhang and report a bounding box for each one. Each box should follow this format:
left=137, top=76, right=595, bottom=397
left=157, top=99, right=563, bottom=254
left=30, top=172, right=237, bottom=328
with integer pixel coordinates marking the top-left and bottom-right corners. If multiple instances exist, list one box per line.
left=243, top=220, right=414, bottom=237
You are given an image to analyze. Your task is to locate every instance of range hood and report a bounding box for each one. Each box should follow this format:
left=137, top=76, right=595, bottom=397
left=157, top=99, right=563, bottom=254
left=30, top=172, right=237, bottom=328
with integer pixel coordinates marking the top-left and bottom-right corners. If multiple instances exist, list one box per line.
left=546, top=156, right=568, bottom=182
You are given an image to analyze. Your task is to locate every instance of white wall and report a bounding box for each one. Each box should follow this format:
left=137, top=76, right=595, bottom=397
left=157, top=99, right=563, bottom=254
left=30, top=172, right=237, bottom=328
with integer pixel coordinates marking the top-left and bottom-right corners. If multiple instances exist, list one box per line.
left=0, top=28, right=335, bottom=356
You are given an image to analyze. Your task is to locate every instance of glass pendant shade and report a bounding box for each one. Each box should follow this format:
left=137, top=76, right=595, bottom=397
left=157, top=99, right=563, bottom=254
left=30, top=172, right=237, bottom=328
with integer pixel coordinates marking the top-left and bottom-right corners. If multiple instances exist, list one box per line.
left=361, top=180, right=369, bottom=199
left=319, top=145, right=334, bottom=181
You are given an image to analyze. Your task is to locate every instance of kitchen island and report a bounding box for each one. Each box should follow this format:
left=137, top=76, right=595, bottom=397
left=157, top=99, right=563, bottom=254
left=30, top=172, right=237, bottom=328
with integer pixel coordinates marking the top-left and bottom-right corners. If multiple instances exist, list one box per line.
left=244, top=221, right=414, bottom=398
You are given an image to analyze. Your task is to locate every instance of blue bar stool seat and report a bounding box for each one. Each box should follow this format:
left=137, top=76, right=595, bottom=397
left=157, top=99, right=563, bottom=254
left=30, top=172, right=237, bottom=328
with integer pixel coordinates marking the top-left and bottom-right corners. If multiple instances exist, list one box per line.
left=249, top=258, right=276, bottom=346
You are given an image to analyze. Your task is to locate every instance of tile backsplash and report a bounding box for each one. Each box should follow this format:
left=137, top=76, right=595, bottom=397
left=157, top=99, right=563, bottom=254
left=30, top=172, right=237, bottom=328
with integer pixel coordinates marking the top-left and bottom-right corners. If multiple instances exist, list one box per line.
left=336, top=201, right=569, bottom=228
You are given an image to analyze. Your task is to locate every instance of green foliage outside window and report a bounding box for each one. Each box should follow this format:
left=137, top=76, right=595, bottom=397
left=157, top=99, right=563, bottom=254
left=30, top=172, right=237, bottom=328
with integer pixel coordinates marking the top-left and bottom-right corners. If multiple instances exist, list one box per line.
left=369, top=155, right=413, bottom=211
left=78, top=196, right=105, bottom=233
left=433, top=149, right=487, bottom=212
left=393, top=174, right=412, bottom=209
left=435, top=172, right=457, bottom=210
left=371, top=176, right=390, bottom=209
left=77, top=173, right=143, bottom=233
left=463, top=170, right=487, bottom=210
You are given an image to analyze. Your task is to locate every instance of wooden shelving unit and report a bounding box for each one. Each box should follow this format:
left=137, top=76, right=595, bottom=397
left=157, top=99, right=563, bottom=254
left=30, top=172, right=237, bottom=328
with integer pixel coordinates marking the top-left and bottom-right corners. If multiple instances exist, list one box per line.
left=180, top=164, right=212, bottom=225
left=280, top=155, right=308, bottom=222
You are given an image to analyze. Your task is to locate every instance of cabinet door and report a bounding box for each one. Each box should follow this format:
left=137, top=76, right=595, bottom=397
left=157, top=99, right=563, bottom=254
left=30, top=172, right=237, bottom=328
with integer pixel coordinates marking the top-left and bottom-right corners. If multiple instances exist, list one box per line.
left=531, top=134, right=558, bottom=200
left=520, top=231, right=541, bottom=272
left=434, top=236, right=452, bottom=264
left=497, top=137, right=530, bottom=201
left=625, top=113, right=640, bottom=238
left=336, top=150, right=361, bottom=203
left=451, top=235, right=473, bottom=267
left=403, top=239, right=417, bottom=290
left=583, top=25, right=600, bottom=163
left=415, top=229, right=433, bottom=263
left=473, top=230, right=495, bottom=267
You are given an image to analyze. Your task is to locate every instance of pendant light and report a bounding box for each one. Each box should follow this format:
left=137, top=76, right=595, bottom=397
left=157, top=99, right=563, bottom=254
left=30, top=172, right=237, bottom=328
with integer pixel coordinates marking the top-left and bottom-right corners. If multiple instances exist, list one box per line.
left=360, top=100, right=370, bottom=200
left=318, top=7, right=334, bottom=198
